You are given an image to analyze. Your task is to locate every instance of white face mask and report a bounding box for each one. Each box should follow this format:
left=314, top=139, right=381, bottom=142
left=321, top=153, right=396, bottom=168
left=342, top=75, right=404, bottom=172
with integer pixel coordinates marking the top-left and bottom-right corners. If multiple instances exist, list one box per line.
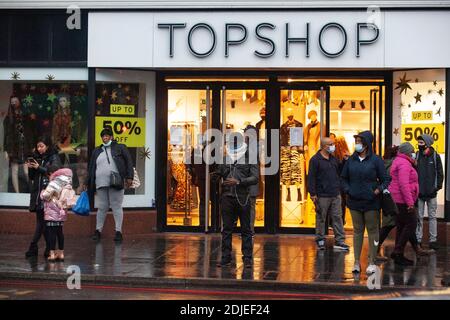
left=327, top=145, right=336, bottom=154
left=355, top=143, right=364, bottom=153
left=103, top=140, right=112, bottom=147
left=411, top=153, right=417, bottom=160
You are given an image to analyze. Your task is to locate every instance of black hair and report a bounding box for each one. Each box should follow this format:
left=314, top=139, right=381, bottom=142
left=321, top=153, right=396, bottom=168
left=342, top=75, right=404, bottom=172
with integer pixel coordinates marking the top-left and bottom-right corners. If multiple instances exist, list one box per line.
left=100, top=127, right=113, bottom=137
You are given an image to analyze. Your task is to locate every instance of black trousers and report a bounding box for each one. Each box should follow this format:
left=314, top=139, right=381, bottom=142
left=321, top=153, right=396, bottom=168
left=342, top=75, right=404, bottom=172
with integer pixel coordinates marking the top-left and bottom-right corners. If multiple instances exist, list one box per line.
left=394, top=204, right=417, bottom=255
left=45, top=225, right=64, bottom=251
left=30, top=208, right=47, bottom=247
left=221, top=195, right=253, bottom=261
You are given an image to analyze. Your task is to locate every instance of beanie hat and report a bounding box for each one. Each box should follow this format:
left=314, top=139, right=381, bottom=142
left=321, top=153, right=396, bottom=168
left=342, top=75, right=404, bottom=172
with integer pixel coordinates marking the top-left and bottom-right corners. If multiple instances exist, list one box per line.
left=100, top=127, right=113, bottom=137
left=398, top=142, right=414, bottom=155
left=417, top=134, right=434, bottom=146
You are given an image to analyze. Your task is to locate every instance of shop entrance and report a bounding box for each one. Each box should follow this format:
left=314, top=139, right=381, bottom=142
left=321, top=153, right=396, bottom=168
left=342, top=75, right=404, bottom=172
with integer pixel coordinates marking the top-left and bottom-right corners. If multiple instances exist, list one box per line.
left=160, top=76, right=386, bottom=234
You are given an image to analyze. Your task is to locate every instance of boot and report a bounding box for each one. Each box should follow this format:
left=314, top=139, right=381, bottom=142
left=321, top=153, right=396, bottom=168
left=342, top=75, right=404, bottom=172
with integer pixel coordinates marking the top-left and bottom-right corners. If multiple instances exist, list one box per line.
left=25, top=243, right=38, bottom=258
left=55, top=250, right=65, bottom=262
left=47, top=250, right=56, bottom=262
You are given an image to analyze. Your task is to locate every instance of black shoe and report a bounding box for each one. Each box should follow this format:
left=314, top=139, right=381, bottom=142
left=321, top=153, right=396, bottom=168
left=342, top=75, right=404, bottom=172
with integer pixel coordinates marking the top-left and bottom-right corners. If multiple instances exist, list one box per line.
left=114, top=231, right=123, bottom=242
left=217, top=259, right=231, bottom=267
left=92, top=230, right=101, bottom=241
left=394, top=255, right=414, bottom=266
left=244, top=259, right=253, bottom=269
left=429, top=242, right=439, bottom=251
left=43, top=248, right=50, bottom=259
left=25, top=244, right=38, bottom=258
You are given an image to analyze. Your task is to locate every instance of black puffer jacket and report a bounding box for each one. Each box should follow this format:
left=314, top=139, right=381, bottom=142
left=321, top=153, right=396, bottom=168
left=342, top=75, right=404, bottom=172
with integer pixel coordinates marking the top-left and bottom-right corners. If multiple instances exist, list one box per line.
left=28, top=150, right=61, bottom=212
left=87, top=141, right=134, bottom=195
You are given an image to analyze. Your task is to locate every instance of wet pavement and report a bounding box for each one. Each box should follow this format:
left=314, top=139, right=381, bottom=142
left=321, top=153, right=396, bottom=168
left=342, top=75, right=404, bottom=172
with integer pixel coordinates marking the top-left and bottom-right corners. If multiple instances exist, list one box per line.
left=0, top=233, right=448, bottom=294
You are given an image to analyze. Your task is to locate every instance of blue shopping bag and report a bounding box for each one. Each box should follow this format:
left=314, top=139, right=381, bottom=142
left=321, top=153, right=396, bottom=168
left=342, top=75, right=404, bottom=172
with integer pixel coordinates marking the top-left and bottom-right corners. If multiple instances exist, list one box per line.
left=72, top=191, right=90, bottom=216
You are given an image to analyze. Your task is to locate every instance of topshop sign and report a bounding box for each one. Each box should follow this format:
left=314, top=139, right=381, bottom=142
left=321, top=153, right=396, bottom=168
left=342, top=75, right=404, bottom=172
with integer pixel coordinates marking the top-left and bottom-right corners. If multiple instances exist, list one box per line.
left=157, top=22, right=379, bottom=58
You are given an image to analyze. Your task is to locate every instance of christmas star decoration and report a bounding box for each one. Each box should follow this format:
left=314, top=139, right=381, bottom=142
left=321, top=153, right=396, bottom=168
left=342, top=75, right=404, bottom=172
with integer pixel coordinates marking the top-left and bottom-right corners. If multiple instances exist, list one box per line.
left=96, top=97, right=103, bottom=105
left=408, top=104, right=411, bottom=108
left=428, top=89, right=433, bottom=94
left=400, top=102, right=405, bottom=107
left=395, top=73, right=412, bottom=95
left=47, top=92, right=57, bottom=103
left=433, top=101, right=437, bottom=105
left=438, top=88, right=444, bottom=96
left=11, top=72, right=20, bottom=80
left=111, top=90, right=118, bottom=101
left=436, top=107, right=441, bottom=117
left=414, top=92, right=422, bottom=103
left=139, top=148, right=152, bottom=160
left=126, top=96, right=131, bottom=101
left=102, top=88, right=108, bottom=96
left=433, top=80, right=438, bottom=86
left=393, top=128, right=399, bottom=135
left=24, top=94, right=33, bottom=105
left=46, top=74, right=55, bottom=81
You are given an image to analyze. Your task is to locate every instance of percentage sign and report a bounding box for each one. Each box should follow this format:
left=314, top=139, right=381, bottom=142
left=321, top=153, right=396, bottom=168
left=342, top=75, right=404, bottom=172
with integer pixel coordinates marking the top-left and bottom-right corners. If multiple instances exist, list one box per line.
left=429, top=127, right=439, bottom=141
left=423, top=127, right=430, bottom=135
left=124, top=121, right=141, bottom=135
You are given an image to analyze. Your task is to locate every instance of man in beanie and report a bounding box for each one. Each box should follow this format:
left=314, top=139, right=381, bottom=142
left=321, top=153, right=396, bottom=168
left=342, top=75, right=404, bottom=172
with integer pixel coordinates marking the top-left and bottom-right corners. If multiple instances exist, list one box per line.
left=86, top=127, right=134, bottom=242
left=415, top=134, right=444, bottom=250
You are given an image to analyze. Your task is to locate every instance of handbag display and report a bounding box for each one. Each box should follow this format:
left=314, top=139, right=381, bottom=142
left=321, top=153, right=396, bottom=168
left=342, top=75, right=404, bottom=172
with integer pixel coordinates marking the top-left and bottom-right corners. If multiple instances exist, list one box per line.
left=104, top=147, right=124, bottom=190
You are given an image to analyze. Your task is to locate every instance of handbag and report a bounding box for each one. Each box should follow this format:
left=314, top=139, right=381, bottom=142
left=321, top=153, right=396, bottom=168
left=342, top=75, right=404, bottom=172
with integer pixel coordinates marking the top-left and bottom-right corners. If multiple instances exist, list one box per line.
left=130, top=167, right=141, bottom=189
left=72, top=191, right=90, bottom=216
left=381, top=190, right=398, bottom=216
left=104, top=147, right=124, bottom=190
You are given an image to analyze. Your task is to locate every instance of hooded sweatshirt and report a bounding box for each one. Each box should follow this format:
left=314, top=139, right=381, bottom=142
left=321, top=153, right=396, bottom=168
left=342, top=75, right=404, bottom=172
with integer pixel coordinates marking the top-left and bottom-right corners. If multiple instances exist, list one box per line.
left=416, top=134, right=444, bottom=200
left=41, top=168, right=77, bottom=222
left=340, top=131, right=389, bottom=211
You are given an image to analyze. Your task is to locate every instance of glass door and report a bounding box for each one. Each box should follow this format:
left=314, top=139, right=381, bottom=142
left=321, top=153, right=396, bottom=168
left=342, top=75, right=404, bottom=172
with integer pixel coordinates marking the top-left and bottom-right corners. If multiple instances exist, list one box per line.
left=221, top=87, right=267, bottom=230
left=166, top=88, right=212, bottom=229
left=279, top=87, right=327, bottom=229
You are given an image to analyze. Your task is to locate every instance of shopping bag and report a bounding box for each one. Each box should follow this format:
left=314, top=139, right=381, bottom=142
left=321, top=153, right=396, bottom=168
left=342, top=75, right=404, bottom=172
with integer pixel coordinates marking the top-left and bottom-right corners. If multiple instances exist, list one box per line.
left=130, top=167, right=141, bottom=189
left=71, top=191, right=90, bottom=216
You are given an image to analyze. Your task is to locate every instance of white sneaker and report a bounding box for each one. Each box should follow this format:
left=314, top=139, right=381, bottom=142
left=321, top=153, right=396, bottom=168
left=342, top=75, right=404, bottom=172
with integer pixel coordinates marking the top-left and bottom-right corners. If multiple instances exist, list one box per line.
left=352, top=263, right=361, bottom=273
left=366, top=264, right=377, bottom=275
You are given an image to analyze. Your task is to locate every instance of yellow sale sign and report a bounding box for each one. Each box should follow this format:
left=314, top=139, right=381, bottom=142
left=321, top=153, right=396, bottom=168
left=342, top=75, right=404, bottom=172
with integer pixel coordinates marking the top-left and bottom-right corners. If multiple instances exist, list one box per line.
left=96, top=117, right=145, bottom=147
left=401, top=123, right=445, bottom=154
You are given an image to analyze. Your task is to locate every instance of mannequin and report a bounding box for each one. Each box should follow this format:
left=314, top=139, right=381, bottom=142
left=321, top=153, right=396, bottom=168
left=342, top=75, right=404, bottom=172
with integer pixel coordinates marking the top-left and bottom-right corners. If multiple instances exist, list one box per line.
left=3, top=96, right=33, bottom=193
left=52, top=95, right=72, bottom=148
left=280, top=109, right=304, bottom=203
left=304, top=110, right=320, bottom=172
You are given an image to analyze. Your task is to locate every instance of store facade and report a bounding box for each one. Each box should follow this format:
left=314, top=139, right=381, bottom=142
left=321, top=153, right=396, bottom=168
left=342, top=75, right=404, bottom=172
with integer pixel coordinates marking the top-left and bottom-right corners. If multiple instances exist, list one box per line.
left=0, top=2, right=449, bottom=236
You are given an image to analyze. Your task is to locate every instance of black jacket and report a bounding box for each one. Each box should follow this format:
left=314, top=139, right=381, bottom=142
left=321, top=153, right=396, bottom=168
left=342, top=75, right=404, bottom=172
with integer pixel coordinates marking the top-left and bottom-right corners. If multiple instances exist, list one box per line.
left=28, top=150, right=61, bottom=212
left=87, top=141, right=134, bottom=194
left=341, top=131, right=389, bottom=212
left=416, top=147, right=444, bottom=200
left=216, top=154, right=259, bottom=199
left=307, top=151, right=341, bottom=197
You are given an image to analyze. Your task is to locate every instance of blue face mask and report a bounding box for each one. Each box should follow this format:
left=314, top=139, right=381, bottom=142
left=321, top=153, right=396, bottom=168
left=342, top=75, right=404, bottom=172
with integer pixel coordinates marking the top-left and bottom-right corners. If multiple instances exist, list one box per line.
left=327, top=145, right=336, bottom=154
left=355, top=143, right=364, bottom=153
left=103, top=140, right=112, bottom=147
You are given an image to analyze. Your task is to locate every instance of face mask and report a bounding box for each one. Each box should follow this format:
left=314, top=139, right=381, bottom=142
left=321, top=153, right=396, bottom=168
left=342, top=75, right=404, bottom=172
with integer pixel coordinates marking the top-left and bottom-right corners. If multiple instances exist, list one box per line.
left=355, top=144, right=364, bottom=153
left=418, top=145, right=426, bottom=151
left=103, top=140, right=112, bottom=147
left=411, top=153, right=417, bottom=160
left=327, top=145, right=336, bottom=154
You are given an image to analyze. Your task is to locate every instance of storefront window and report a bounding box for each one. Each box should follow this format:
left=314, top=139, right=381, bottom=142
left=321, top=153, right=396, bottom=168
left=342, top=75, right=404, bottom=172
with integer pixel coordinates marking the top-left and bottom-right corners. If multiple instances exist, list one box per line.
left=0, top=68, right=89, bottom=206
left=392, top=69, right=446, bottom=217
left=279, top=90, right=322, bottom=228
left=167, top=89, right=211, bottom=226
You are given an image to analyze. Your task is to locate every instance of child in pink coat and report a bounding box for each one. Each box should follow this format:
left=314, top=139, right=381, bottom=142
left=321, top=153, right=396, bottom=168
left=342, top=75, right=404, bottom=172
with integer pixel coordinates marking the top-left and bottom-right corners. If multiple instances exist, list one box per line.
left=41, top=167, right=77, bottom=262
left=388, top=142, right=419, bottom=266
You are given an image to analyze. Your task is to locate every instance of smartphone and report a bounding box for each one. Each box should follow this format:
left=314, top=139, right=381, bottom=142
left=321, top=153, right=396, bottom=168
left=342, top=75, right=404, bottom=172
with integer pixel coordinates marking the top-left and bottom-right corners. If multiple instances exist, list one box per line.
left=27, top=157, right=36, bottom=163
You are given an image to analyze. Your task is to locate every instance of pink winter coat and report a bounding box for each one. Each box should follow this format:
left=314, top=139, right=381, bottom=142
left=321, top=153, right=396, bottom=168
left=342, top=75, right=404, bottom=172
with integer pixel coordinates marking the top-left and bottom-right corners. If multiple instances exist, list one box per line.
left=388, top=153, right=419, bottom=207
left=40, top=168, right=77, bottom=222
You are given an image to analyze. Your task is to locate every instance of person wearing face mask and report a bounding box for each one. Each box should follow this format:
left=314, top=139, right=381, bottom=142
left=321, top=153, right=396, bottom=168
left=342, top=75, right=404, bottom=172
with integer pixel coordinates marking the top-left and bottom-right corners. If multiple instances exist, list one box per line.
left=308, top=137, right=349, bottom=251
left=87, top=128, right=134, bottom=243
left=341, top=131, right=389, bottom=275
left=415, top=134, right=444, bottom=251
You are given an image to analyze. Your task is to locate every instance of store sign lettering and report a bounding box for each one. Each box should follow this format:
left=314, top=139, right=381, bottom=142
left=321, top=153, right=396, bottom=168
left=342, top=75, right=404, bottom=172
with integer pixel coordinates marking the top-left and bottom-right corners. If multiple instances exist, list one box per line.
left=412, top=111, right=433, bottom=121
left=158, top=22, right=379, bottom=58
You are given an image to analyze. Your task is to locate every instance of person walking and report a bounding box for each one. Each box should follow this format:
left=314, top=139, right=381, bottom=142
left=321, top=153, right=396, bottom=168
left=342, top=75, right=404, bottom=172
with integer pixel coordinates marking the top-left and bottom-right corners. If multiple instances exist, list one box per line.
left=216, top=135, right=259, bottom=268
left=87, top=128, right=134, bottom=242
left=341, top=131, right=389, bottom=275
left=333, top=136, right=351, bottom=225
left=388, top=142, right=421, bottom=265
left=41, top=167, right=77, bottom=262
left=308, top=137, right=349, bottom=251
left=415, top=134, right=444, bottom=251
left=25, top=136, right=61, bottom=258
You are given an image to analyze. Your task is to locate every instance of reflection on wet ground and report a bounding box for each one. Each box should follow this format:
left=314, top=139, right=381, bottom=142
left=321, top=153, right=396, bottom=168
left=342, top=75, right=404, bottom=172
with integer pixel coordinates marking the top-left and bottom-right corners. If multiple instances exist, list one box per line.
left=0, top=233, right=448, bottom=288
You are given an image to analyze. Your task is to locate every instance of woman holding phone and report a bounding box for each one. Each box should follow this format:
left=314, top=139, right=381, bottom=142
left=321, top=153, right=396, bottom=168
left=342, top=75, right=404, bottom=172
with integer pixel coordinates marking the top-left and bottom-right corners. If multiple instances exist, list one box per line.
left=25, top=136, right=61, bottom=258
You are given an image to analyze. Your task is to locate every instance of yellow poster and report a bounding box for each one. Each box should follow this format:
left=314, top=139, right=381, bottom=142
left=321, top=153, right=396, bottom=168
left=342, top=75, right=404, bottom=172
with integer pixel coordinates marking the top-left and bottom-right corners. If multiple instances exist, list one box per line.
left=401, top=123, right=445, bottom=154
left=110, top=104, right=135, bottom=115
left=96, top=116, right=145, bottom=147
